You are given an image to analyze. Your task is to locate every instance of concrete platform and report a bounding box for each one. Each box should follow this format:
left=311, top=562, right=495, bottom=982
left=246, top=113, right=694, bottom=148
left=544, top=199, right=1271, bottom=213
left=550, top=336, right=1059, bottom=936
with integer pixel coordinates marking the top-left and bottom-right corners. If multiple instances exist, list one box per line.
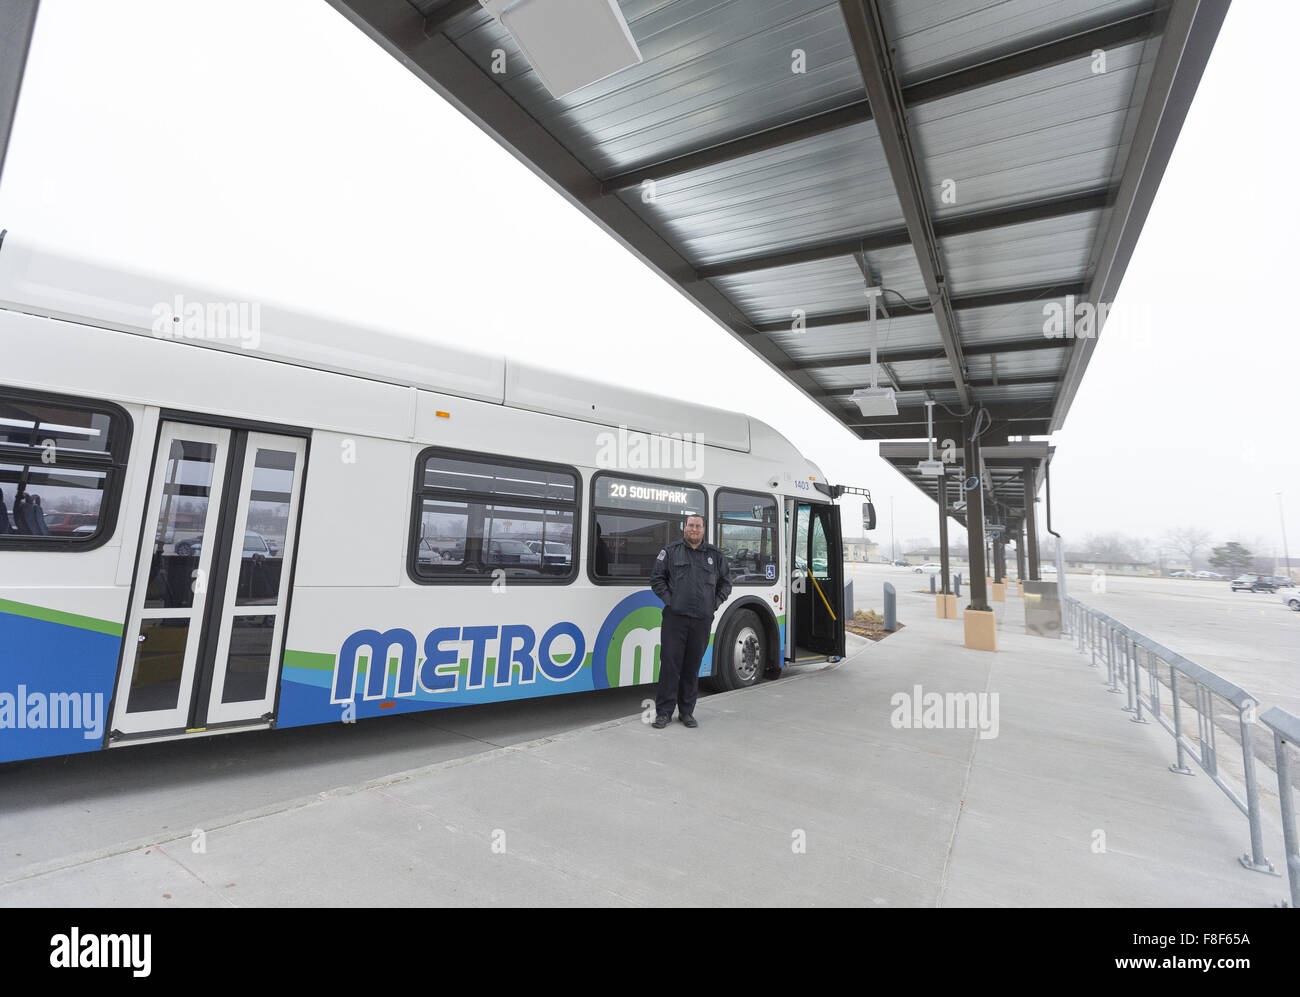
left=0, top=584, right=1289, bottom=907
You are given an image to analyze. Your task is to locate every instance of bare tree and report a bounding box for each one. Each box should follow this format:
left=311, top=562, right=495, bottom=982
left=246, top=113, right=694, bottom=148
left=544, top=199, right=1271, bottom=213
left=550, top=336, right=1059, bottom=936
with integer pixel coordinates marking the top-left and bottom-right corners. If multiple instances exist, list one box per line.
left=1163, top=525, right=1212, bottom=568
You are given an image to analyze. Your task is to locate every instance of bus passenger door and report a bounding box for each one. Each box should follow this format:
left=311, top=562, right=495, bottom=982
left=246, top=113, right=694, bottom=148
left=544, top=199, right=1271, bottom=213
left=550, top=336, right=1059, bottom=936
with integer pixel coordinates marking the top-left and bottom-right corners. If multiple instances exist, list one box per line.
left=110, top=421, right=306, bottom=739
left=788, top=501, right=845, bottom=659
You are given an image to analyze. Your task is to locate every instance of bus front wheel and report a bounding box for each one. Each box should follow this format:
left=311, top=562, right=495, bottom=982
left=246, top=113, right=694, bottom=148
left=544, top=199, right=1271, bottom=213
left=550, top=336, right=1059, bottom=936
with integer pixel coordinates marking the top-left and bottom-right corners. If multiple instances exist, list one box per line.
left=712, top=609, right=765, bottom=692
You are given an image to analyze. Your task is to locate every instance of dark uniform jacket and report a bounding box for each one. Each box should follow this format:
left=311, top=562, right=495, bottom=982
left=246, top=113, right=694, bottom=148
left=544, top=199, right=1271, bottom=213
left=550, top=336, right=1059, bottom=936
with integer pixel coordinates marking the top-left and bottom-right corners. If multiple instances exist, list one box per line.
left=651, top=539, right=732, bottom=619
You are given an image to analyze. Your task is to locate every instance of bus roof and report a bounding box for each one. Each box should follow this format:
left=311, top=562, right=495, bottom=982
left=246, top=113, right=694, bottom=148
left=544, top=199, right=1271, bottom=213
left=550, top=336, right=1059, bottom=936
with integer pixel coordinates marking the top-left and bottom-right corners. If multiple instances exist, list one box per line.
left=0, top=232, right=828, bottom=484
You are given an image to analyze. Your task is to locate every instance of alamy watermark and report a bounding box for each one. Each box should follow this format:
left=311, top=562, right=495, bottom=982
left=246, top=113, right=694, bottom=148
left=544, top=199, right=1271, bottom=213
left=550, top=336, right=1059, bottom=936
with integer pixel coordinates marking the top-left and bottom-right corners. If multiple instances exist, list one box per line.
left=0, top=687, right=105, bottom=740
left=890, top=684, right=1000, bottom=740
left=594, top=424, right=704, bottom=479
left=152, top=294, right=261, bottom=350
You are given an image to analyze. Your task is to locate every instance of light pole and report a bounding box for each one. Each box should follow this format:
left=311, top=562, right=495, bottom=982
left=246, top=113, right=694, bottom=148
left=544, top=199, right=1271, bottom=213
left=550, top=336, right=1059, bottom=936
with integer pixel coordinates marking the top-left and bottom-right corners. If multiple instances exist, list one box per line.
left=1280, top=492, right=1293, bottom=582
left=890, top=494, right=896, bottom=563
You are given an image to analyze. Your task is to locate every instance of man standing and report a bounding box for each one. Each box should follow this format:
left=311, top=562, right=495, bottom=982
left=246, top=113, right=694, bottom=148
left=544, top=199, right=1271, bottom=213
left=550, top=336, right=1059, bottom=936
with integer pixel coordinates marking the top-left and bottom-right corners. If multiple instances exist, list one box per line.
left=649, top=513, right=731, bottom=729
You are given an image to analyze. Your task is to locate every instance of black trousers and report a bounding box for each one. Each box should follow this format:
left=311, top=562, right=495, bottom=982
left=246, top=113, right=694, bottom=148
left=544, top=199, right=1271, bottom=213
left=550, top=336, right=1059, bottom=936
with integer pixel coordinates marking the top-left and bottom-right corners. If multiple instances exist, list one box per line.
left=656, top=609, right=712, bottom=718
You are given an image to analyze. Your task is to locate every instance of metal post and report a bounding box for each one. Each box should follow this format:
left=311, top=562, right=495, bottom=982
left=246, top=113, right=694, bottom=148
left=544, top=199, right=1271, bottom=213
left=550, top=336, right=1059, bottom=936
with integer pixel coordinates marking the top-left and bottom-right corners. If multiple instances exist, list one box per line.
left=1168, top=666, right=1192, bottom=774
left=1121, top=632, right=1137, bottom=712
left=1023, top=476, right=1040, bottom=581
left=1268, top=727, right=1299, bottom=906
left=964, top=429, right=990, bottom=612
left=1130, top=637, right=1146, bottom=723
left=883, top=582, right=897, bottom=632
left=938, top=477, right=951, bottom=596
left=1238, top=707, right=1273, bottom=873
left=1107, top=626, right=1121, bottom=693
left=1016, top=524, right=1027, bottom=584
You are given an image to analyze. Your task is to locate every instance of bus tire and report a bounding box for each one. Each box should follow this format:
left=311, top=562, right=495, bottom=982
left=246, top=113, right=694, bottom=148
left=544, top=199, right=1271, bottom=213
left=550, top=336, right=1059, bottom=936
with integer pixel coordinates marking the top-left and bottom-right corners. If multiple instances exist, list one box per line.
left=712, top=609, right=765, bottom=692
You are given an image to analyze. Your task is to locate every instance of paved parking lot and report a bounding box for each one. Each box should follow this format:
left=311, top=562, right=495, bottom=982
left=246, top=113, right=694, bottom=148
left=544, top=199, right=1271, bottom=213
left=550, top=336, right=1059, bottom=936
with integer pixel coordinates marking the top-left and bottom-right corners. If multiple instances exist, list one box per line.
left=844, top=562, right=1300, bottom=716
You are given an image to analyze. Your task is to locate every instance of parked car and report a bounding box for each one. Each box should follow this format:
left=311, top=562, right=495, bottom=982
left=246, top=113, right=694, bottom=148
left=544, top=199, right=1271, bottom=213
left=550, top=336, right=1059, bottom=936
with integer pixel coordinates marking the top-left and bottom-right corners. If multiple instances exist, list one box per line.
left=913, top=562, right=943, bottom=574
left=45, top=511, right=99, bottom=535
left=525, top=540, right=571, bottom=563
left=1194, top=570, right=1223, bottom=579
left=487, top=539, right=541, bottom=565
left=1169, top=570, right=1193, bottom=578
left=173, top=530, right=278, bottom=558
left=1282, top=589, right=1300, bottom=612
left=1230, top=574, right=1276, bottom=593
left=1263, top=575, right=1295, bottom=589
left=893, top=559, right=912, bottom=567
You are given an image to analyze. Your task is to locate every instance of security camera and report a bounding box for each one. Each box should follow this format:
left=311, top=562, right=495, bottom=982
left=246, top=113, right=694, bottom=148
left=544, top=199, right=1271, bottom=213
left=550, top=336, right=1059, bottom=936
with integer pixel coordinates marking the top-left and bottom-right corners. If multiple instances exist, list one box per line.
left=767, top=476, right=781, bottom=489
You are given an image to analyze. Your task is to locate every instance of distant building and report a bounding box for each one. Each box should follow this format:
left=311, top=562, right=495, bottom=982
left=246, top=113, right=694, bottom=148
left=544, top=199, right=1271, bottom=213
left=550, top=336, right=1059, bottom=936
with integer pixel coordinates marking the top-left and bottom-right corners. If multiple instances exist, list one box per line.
left=843, top=537, right=880, bottom=561
left=905, top=547, right=970, bottom=567
left=1064, top=552, right=1153, bottom=575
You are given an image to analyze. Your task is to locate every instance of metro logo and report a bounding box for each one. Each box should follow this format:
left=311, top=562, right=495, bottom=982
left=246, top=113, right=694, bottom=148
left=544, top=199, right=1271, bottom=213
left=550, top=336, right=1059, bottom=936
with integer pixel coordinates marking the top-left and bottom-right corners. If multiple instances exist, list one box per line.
left=590, top=590, right=668, bottom=690
left=331, top=622, right=587, bottom=704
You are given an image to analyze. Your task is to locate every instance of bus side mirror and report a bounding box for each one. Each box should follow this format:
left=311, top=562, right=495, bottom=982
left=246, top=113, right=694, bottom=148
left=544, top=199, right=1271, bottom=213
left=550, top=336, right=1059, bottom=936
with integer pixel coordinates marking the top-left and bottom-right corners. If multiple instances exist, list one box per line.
left=863, top=502, right=876, bottom=532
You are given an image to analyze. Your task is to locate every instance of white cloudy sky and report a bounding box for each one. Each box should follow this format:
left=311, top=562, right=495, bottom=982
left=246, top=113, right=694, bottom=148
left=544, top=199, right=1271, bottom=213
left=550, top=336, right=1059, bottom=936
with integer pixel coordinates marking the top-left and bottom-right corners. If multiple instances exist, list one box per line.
left=2, top=0, right=1297, bottom=562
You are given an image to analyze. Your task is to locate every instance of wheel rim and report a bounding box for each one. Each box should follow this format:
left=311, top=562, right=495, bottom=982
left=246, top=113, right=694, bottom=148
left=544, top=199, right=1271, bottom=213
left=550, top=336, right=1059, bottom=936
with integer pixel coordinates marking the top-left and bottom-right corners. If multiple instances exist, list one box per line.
left=732, top=625, right=761, bottom=683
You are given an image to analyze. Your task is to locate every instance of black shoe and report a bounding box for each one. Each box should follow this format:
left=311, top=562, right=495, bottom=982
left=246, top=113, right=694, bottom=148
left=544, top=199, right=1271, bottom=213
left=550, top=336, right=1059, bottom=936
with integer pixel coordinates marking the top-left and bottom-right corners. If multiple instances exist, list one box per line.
left=651, top=715, right=670, bottom=729
left=681, top=714, right=698, bottom=728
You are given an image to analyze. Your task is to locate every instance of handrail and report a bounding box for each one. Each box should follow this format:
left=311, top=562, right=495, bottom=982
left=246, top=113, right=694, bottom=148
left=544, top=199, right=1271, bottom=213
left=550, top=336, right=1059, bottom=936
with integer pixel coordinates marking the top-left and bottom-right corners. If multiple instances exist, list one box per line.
left=1064, top=595, right=1298, bottom=906
left=1260, top=708, right=1300, bottom=908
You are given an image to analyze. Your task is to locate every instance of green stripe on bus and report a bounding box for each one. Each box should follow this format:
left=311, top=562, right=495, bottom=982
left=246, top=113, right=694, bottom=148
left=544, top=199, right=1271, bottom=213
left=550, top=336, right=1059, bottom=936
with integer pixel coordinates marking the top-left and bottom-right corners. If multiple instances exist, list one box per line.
left=0, top=597, right=123, bottom=637
left=283, top=649, right=336, bottom=672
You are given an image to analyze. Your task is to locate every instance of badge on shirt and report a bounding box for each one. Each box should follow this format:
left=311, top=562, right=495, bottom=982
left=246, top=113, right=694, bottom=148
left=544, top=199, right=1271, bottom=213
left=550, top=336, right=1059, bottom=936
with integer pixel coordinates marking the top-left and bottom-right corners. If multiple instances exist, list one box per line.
left=707, top=556, right=713, bottom=564
left=656, top=549, right=665, bottom=560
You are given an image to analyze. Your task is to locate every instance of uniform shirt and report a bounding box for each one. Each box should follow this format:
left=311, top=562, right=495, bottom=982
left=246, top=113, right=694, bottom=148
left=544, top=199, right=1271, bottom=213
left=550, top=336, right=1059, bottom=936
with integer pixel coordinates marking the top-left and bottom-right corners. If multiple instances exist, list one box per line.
left=651, top=539, right=732, bottom=619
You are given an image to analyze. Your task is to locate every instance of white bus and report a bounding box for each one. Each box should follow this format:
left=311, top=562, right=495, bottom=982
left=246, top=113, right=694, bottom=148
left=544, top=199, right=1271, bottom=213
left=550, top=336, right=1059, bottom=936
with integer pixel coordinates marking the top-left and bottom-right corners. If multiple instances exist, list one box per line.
left=0, top=233, right=856, bottom=764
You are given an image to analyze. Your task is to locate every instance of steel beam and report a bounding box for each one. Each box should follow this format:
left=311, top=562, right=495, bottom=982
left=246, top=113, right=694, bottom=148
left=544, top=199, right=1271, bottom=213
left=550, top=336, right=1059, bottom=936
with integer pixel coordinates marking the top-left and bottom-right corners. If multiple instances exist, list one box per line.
left=422, top=0, right=480, bottom=35
left=699, top=189, right=1110, bottom=280
left=853, top=420, right=1052, bottom=441
left=0, top=0, right=40, bottom=188
left=825, top=374, right=1053, bottom=396
left=791, top=335, right=1065, bottom=371
left=755, top=280, right=1087, bottom=335
left=600, top=11, right=1155, bottom=192
left=839, top=0, right=969, bottom=409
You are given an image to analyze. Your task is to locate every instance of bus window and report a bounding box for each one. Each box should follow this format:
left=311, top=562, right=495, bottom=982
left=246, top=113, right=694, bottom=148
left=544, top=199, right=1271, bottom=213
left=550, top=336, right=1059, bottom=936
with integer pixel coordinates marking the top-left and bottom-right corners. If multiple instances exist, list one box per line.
left=590, top=473, right=707, bottom=582
left=410, top=448, right=578, bottom=583
left=0, top=389, right=130, bottom=547
left=715, top=489, right=778, bottom=585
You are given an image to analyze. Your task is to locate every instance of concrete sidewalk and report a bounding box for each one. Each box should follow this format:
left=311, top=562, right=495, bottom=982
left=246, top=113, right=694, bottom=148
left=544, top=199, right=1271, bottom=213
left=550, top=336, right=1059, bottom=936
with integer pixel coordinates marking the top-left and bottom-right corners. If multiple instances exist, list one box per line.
left=1, top=585, right=1289, bottom=906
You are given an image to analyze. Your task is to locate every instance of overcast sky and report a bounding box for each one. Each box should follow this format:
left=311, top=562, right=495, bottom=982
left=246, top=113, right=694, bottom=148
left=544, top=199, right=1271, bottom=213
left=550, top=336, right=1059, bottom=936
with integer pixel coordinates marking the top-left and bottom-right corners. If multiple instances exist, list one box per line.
left=2, top=0, right=1297, bottom=562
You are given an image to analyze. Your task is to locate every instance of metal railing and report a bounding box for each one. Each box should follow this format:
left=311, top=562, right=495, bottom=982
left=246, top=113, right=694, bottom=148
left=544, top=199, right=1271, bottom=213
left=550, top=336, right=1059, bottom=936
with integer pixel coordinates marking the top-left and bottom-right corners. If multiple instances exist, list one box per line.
left=1261, top=708, right=1300, bottom=908
left=1064, top=596, right=1300, bottom=907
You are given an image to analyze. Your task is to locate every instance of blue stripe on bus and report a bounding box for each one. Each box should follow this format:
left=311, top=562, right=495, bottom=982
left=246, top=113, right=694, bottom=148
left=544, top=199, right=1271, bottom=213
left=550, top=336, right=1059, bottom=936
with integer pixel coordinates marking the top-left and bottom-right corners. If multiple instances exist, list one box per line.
left=0, top=609, right=120, bottom=763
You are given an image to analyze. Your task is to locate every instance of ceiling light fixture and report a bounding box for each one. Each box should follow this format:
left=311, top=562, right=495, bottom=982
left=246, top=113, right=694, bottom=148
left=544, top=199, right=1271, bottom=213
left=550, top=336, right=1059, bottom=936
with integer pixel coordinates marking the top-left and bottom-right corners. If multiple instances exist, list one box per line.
left=479, top=0, right=643, bottom=98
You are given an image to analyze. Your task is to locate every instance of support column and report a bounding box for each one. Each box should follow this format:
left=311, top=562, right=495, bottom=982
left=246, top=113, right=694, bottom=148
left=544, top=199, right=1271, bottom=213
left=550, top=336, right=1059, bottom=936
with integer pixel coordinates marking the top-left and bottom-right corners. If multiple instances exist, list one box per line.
left=963, top=430, right=995, bottom=649
left=1016, top=524, right=1027, bottom=590
left=964, top=433, right=990, bottom=612
left=938, top=478, right=951, bottom=594
left=1024, top=476, right=1040, bottom=581
left=936, top=477, right=957, bottom=619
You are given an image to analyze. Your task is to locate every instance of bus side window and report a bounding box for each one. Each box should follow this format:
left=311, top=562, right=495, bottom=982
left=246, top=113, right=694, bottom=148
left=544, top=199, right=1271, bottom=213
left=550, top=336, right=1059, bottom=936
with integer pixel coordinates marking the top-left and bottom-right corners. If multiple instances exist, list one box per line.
left=0, top=389, right=131, bottom=549
left=410, top=448, right=579, bottom=584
